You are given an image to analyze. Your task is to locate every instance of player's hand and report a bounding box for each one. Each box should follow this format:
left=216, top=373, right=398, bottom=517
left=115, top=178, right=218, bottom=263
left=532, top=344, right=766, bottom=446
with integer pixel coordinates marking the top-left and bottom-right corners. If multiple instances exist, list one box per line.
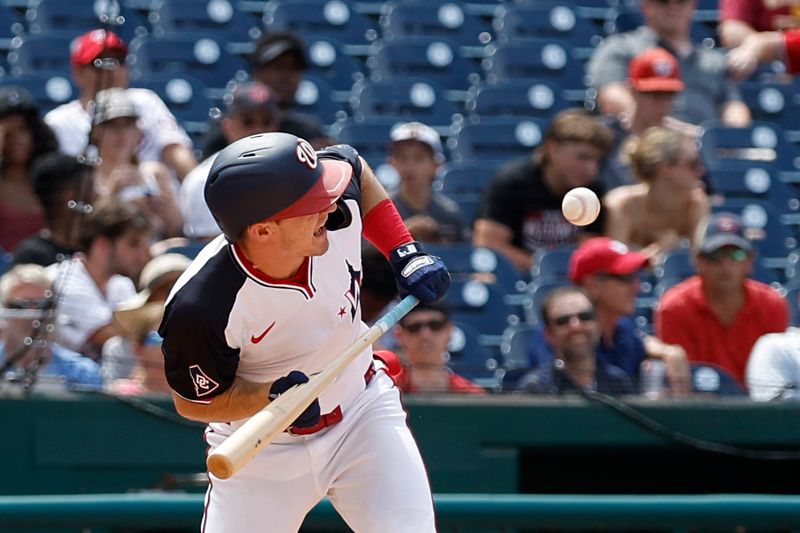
left=269, top=371, right=321, bottom=429
left=389, top=241, right=451, bottom=304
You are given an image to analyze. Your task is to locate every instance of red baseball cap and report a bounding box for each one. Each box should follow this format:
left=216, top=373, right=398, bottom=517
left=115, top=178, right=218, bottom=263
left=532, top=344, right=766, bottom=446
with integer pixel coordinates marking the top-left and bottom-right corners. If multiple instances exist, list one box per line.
left=568, top=237, right=650, bottom=284
left=628, top=48, right=685, bottom=93
left=71, top=29, right=128, bottom=66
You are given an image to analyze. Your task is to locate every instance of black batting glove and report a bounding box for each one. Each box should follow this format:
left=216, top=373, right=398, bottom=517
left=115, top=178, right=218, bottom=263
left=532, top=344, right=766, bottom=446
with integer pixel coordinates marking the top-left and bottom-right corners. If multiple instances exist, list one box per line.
left=269, top=371, right=320, bottom=429
left=389, top=241, right=451, bottom=304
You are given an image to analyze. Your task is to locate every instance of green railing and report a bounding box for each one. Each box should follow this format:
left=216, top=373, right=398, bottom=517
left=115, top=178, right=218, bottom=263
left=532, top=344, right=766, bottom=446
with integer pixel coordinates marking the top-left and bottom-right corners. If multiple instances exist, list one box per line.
left=1, top=493, right=799, bottom=532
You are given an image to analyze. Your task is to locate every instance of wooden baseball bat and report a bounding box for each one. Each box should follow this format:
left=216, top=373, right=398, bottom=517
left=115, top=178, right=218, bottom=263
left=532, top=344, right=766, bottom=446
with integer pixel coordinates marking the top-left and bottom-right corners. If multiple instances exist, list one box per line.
left=206, top=295, right=419, bottom=480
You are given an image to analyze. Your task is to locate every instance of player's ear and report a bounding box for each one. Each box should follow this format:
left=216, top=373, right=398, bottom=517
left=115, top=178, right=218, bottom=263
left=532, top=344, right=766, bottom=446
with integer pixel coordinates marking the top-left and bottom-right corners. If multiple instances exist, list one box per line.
left=245, top=220, right=277, bottom=241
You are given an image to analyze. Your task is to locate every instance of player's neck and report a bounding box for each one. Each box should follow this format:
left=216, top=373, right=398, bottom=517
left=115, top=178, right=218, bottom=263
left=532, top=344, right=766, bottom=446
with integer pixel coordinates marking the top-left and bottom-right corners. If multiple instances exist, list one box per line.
left=239, top=240, right=305, bottom=280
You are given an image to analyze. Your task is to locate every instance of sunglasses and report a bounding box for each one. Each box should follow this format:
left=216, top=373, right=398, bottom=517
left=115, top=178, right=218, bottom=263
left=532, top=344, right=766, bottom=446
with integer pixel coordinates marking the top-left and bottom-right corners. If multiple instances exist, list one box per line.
left=552, top=310, right=596, bottom=327
left=597, top=272, right=639, bottom=283
left=702, top=248, right=749, bottom=263
left=5, top=298, right=51, bottom=310
left=402, top=318, right=448, bottom=334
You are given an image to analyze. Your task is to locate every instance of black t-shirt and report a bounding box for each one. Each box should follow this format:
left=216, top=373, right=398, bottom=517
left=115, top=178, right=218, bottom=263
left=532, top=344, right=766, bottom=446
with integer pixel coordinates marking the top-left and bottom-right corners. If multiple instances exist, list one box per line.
left=11, top=234, right=76, bottom=268
left=201, top=111, right=329, bottom=156
left=478, top=157, right=605, bottom=252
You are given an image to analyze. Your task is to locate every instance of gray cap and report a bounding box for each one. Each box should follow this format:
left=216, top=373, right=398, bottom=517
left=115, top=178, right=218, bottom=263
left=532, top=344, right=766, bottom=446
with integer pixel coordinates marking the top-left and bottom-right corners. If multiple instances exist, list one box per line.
left=93, top=87, right=138, bottom=125
left=699, top=212, right=754, bottom=254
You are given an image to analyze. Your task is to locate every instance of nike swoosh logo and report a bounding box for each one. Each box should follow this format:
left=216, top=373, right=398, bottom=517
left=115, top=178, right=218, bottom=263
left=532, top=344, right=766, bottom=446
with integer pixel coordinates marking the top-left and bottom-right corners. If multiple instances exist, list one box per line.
left=251, top=322, right=276, bottom=344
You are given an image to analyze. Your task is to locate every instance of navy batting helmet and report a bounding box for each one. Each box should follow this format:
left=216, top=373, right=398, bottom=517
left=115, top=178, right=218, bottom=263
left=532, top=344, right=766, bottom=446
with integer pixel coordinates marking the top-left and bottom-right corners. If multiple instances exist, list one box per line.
left=204, top=132, right=352, bottom=241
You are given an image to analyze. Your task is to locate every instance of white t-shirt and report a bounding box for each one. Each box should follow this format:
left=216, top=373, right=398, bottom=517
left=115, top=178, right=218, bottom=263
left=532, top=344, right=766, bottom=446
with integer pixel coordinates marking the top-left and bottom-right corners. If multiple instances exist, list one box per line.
left=44, top=88, right=193, bottom=164
left=178, top=151, right=221, bottom=239
left=746, top=328, right=800, bottom=401
left=46, top=259, right=137, bottom=357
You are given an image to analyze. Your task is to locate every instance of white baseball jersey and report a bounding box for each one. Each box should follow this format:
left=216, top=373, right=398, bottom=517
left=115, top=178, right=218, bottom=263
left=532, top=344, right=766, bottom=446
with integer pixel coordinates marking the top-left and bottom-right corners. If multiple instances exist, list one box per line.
left=160, top=161, right=436, bottom=532
left=44, top=88, right=193, bottom=164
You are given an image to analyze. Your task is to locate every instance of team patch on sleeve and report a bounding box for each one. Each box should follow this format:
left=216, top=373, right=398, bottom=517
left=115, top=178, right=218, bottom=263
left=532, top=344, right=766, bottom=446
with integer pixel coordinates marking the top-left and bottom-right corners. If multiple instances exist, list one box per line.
left=190, top=365, right=221, bottom=397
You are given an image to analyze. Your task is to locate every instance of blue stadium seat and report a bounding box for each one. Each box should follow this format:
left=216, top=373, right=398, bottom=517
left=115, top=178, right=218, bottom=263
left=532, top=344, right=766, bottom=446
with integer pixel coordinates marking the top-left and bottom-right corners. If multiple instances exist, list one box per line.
left=465, top=80, right=572, bottom=121
left=786, top=284, right=800, bottom=326
left=447, top=320, right=500, bottom=388
left=739, top=80, right=800, bottom=143
left=482, top=40, right=587, bottom=99
left=25, top=0, right=147, bottom=42
left=424, top=243, right=527, bottom=292
left=691, top=363, right=746, bottom=396
left=328, top=116, right=397, bottom=168
left=447, top=116, right=546, bottom=164
left=0, top=5, right=24, bottom=51
left=526, top=277, right=570, bottom=325
left=131, top=73, right=213, bottom=131
left=7, top=34, right=73, bottom=77
left=444, top=279, right=521, bottom=339
left=0, top=73, right=77, bottom=113
left=493, top=2, right=601, bottom=59
left=699, top=121, right=800, bottom=183
left=263, top=0, right=378, bottom=50
left=0, top=248, right=11, bottom=276
left=380, top=1, right=493, bottom=48
left=437, top=160, right=500, bottom=198
left=349, top=76, right=459, bottom=128
left=304, top=35, right=365, bottom=92
left=605, top=8, right=718, bottom=47
left=499, top=323, right=537, bottom=375
left=292, top=74, right=347, bottom=125
left=128, top=34, right=248, bottom=92
left=530, top=245, right=575, bottom=282
left=149, top=0, right=262, bottom=49
left=368, top=36, right=481, bottom=93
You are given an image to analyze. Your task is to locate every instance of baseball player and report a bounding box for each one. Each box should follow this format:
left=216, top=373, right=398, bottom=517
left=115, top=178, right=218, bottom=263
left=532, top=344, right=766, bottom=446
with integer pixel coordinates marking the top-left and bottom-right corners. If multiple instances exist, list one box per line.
left=159, top=132, right=450, bottom=532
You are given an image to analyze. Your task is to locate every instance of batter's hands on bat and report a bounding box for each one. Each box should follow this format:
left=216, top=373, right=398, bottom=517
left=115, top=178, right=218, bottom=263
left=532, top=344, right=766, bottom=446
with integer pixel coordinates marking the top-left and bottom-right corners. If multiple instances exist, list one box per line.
left=269, top=371, right=321, bottom=429
left=389, top=241, right=451, bottom=304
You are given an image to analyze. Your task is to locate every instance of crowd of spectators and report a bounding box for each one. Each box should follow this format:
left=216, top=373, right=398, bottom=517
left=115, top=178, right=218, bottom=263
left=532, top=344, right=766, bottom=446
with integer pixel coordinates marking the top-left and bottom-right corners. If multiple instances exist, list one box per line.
left=1, top=0, right=799, bottom=402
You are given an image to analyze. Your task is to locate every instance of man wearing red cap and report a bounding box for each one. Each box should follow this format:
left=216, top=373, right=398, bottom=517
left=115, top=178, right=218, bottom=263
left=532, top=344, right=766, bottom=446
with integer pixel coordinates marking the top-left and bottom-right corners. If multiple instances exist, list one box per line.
left=600, top=47, right=700, bottom=190
left=44, top=29, right=198, bottom=180
left=587, top=0, right=750, bottom=127
left=568, top=237, right=691, bottom=394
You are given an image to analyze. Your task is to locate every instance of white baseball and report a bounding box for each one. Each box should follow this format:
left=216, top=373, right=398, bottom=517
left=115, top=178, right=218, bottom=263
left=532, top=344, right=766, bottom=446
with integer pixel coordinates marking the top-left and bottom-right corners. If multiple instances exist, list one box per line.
left=562, top=187, right=601, bottom=226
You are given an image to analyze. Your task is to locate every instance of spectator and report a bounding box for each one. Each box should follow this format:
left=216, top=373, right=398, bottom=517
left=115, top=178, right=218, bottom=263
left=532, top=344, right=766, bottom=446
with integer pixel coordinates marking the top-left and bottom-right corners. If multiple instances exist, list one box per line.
left=0, top=86, right=60, bottom=252
left=587, top=0, right=751, bottom=127
left=11, top=154, right=94, bottom=268
left=46, top=199, right=154, bottom=361
left=569, top=237, right=691, bottom=395
left=519, top=286, right=636, bottom=396
left=388, top=122, right=467, bottom=243
left=727, top=27, right=800, bottom=78
left=44, top=29, right=198, bottom=180
left=719, top=0, right=800, bottom=49
left=201, top=31, right=333, bottom=155
left=603, top=127, right=710, bottom=258
left=0, top=264, right=102, bottom=391
left=91, top=88, right=183, bottom=238
left=600, top=47, right=701, bottom=190
left=473, top=109, right=613, bottom=272
left=180, top=82, right=281, bottom=241
left=746, top=325, right=800, bottom=401
left=109, top=253, right=191, bottom=395
left=655, top=212, right=789, bottom=386
left=391, top=300, right=485, bottom=394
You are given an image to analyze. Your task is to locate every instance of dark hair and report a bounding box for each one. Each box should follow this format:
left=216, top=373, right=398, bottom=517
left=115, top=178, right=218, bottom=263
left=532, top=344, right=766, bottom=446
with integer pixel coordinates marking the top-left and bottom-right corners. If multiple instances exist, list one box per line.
left=31, top=153, right=94, bottom=223
left=0, top=87, right=59, bottom=167
left=250, top=31, right=307, bottom=70
left=78, top=198, right=153, bottom=252
left=540, top=286, right=592, bottom=327
left=399, top=299, right=451, bottom=325
left=535, top=108, right=614, bottom=167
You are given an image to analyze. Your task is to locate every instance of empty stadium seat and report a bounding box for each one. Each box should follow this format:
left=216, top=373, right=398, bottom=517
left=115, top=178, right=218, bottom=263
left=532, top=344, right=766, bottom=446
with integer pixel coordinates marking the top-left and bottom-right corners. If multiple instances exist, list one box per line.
left=437, top=160, right=500, bottom=197
left=304, top=35, right=365, bottom=92
left=691, top=363, right=746, bottom=396
left=786, top=284, right=800, bottom=326
left=482, top=40, right=587, bottom=99
left=447, top=116, right=546, bottom=164
left=128, top=33, right=248, bottom=92
left=465, top=80, right=572, bottom=120
left=493, top=2, right=601, bottom=59
left=328, top=116, right=397, bottom=168
left=447, top=320, right=501, bottom=388
left=0, top=5, right=24, bottom=51
left=25, top=0, right=147, bottom=42
left=149, top=0, right=262, bottom=51
left=380, top=1, right=493, bottom=49
left=0, top=73, right=77, bottom=113
left=349, top=76, right=459, bottom=127
left=739, top=80, right=800, bottom=143
left=444, top=279, right=521, bottom=339
left=368, top=36, right=481, bottom=94
left=424, top=243, right=527, bottom=292
left=131, top=73, right=213, bottom=131
left=292, top=74, right=347, bottom=125
left=7, top=34, right=73, bottom=77
left=530, top=245, right=575, bottom=282
left=263, top=0, right=378, bottom=51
